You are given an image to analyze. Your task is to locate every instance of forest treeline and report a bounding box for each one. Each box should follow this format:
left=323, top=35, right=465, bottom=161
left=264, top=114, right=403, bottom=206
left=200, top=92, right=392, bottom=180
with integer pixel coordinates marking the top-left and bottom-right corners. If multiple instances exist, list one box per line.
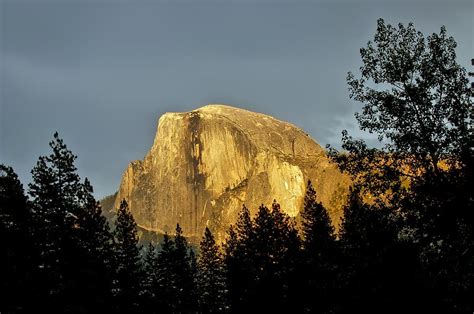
left=1, top=19, right=473, bottom=313
left=1, top=135, right=472, bottom=313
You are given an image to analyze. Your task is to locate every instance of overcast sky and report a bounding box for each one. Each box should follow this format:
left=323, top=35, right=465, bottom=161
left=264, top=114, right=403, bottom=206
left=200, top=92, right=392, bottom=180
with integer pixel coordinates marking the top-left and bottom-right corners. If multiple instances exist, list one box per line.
left=1, top=0, right=472, bottom=199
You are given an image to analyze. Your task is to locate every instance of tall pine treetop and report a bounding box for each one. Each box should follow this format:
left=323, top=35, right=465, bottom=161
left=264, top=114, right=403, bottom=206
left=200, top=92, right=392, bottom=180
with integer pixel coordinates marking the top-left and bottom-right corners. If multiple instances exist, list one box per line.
left=115, top=200, right=139, bottom=249
left=301, top=180, right=335, bottom=251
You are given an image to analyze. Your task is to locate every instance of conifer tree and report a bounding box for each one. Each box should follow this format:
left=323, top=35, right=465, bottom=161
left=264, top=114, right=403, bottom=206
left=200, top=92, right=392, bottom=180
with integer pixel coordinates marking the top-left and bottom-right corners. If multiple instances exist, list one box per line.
left=156, top=232, right=177, bottom=313
left=235, top=205, right=253, bottom=244
left=223, top=225, right=238, bottom=260
left=141, top=242, right=160, bottom=313
left=0, top=165, right=36, bottom=312
left=28, top=132, right=113, bottom=311
left=173, top=223, right=197, bottom=312
left=189, top=247, right=198, bottom=309
left=28, top=133, right=81, bottom=304
left=223, top=225, right=240, bottom=312
left=301, top=180, right=335, bottom=253
left=74, top=178, right=114, bottom=311
left=112, top=199, right=142, bottom=313
left=223, top=205, right=255, bottom=312
left=197, top=227, right=228, bottom=313
left=153, top=225, right=197, bottom=313
left=300, top=180, right=337, bottom=312
left=250, top=203, right=300, bottom=312
left=270, top=201, right=301, bottom=312
left=77, top=178, right=113, bottom=265
left=189, top=247, right=198, bottom=280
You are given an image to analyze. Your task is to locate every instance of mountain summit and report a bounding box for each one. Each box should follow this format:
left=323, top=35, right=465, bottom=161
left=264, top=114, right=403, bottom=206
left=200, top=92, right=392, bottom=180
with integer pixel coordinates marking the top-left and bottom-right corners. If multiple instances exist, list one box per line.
left=114, top=104, right=350, bottom=239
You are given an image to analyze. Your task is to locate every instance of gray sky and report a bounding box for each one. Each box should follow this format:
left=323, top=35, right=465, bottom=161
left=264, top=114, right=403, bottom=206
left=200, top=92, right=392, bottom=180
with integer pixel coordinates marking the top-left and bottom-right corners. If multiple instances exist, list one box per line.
left=1, top=0, right=472, bottom=199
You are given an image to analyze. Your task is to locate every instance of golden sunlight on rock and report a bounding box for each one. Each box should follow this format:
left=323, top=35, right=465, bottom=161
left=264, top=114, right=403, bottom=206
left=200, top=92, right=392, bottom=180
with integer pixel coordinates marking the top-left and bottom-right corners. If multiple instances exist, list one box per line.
left=114, top=104, right=350, bottom=240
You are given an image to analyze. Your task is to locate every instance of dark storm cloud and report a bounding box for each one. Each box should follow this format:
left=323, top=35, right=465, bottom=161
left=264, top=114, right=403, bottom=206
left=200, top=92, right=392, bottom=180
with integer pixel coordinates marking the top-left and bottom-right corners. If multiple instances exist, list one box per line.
left=1, top=0, right=472, bottom=198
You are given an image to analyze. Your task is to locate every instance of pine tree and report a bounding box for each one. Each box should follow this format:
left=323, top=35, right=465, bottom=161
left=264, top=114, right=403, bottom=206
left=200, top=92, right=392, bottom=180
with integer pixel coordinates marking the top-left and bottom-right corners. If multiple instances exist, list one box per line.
left=197, top=227, right=228, bottom=313
left=301, top=180, right=335, bottom=252
left=77, top=178, right=113, bottom=266
left=223, top=225, right=239, bottom=312
left=112, top=199, right=142, bottom=313
left=141, top=242, right=159, bottom=313
left=156, top=232, right=177, bottom=313
left=173, top=223, right=197, bottom=312
left=223, top=205, right=255, bottom=312
left=189, top=247, right=198, bottom=280
left=27, top=133, right=115, bottom=311
left=153, top=225, right=197, bottom=313
left=300, top=180, right=337, bottom=312
left=235, top=205, right=253, bottom=244
left=250, top=202, right=300, bottom=312
left=28, top=133, right=81, bottom=306
left=74, top=178, right=114, bottom=311
left=270, top=201, right=301, bottom=312
left=189, top=247, right=198, bottom=310
left=0, top=165, right=36, bottom=312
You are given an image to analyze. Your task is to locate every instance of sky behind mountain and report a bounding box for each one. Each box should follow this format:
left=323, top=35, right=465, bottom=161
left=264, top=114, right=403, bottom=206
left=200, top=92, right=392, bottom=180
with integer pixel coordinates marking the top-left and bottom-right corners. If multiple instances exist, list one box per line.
left=1, top=0, right=472, bottom=198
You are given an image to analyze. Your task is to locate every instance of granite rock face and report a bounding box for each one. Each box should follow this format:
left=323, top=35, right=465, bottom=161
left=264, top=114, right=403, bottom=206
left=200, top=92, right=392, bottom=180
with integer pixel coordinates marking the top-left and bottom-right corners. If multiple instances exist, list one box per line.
left=114, top=105, right=350, bottom=240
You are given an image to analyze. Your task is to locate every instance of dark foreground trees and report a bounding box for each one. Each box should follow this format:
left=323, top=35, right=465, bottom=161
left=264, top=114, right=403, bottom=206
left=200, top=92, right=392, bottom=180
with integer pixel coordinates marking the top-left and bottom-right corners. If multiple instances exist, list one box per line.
left=28, top=132, right=114, bottom=312
left=112, top=200, right=142, bottom=313
left=300, top=181, right=337, bottom=313
left=197, top=227, right=228, bottom=313
left=329, top=18, right=473, bottom=313
left=0, top=165, right=36, bottom=313
left=140, top=224, right=198, bottom=313
left=223, top=203, right=301, bottom=313
left=1, top=18, right=472, bottom=313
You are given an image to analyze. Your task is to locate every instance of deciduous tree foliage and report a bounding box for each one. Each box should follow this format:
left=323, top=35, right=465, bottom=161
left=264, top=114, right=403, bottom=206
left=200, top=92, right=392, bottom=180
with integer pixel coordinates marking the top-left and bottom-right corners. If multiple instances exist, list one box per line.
left=329, top=19, right=472, bottom=197
left=328, top=19, right=473, bottom=313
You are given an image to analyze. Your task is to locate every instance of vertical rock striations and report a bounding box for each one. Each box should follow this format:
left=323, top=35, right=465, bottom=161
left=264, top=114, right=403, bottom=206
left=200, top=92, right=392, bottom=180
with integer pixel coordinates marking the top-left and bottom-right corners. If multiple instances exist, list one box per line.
left=114, top=104, right=350, bottom=240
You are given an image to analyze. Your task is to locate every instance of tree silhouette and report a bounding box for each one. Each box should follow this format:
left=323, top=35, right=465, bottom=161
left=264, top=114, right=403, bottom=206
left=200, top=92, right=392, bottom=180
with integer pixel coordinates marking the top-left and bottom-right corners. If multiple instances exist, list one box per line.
left=153, top=225, right=197, bottom=313
left=28, top=133, right=82, bottom=308
left=300, top=180, right=337, bottom=312
left=328, top=19, right=472, bottom=201
left=327, top=19, right=473, bottom=312
left=252, top=202, right=301, bottom=312
left=224, top=203, right=300, bottom=312
left=337, top=188, right=427, bottom=314
left=112, top=199, right=142, bottom=313
left=0, top=165, right=36, bottom=312
left=156, top=232, right=177, bottom=313
left=141, top=242, right=160, bottom=313
left=74, top=178, right=114, bottom=311
left=28, top=132, right=116, bottom=312
left=172, top=223, right=197, bottom=312
left=197, top=227, right=228, bottom=313
left=223, top=205, right=255, bottom=312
